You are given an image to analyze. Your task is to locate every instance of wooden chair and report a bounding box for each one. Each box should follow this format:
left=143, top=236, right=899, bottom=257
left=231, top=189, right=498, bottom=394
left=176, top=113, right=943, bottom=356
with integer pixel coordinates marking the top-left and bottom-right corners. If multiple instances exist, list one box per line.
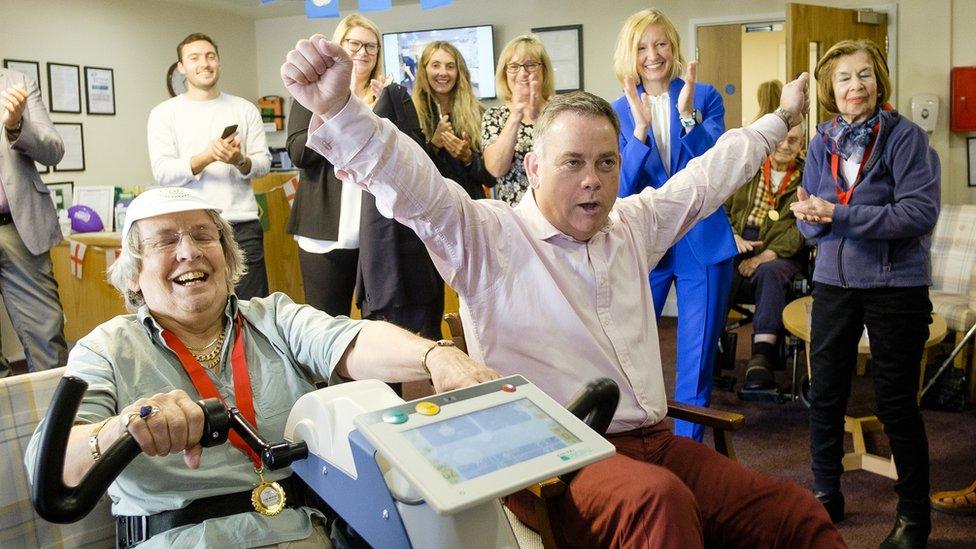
left=442, top=313, right=746, bottom=549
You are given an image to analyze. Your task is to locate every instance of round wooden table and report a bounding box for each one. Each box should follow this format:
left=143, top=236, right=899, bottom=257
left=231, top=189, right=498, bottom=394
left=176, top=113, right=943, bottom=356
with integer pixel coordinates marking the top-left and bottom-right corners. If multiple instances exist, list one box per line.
left=782, top=295, right=947, bottom=479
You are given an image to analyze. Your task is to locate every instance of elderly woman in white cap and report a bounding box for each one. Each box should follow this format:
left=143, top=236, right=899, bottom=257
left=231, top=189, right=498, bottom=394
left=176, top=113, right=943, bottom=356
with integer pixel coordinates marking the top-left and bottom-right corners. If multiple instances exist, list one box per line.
left=24, top=187, right=498, bottom=548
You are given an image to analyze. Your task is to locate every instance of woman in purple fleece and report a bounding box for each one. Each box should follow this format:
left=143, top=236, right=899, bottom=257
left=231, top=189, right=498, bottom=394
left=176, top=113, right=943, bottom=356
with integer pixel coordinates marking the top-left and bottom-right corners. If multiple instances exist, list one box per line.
left=792, top=39, right=940, bottom=549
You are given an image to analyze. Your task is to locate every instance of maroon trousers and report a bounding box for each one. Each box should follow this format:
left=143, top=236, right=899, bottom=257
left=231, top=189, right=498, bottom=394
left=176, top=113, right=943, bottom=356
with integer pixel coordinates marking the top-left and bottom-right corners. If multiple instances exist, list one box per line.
left=507, top=421, right=845, bottom=548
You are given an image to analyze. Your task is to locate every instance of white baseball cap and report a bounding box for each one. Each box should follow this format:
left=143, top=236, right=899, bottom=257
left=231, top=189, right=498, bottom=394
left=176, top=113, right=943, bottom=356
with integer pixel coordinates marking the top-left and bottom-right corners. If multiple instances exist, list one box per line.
left=121, top=187, right=222, bottom=240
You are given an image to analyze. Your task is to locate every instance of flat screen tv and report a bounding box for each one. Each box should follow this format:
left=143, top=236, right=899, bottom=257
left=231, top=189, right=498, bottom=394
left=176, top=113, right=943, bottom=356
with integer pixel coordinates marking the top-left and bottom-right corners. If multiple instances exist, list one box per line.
left=382, top=25, right=496, bottom=99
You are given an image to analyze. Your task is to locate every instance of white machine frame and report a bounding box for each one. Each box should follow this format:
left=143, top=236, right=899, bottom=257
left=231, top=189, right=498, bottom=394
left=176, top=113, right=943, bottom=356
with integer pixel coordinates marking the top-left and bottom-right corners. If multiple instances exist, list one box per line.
left=354, top=376, right=615, bottom=514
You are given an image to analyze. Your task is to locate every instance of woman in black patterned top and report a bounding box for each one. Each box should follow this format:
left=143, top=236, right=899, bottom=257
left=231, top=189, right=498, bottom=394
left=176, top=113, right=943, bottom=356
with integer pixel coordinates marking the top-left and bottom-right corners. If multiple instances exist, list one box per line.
left=481, top=35, right=555, bottom=206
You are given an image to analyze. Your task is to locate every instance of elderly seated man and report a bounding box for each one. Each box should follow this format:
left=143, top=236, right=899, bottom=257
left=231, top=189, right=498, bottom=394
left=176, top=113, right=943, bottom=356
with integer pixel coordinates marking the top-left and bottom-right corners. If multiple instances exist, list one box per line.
left=280, top=35, right=845, bottom=547
left=724, top=116, right=808, bottom=396
left=24, top=187, right=499, bottom=548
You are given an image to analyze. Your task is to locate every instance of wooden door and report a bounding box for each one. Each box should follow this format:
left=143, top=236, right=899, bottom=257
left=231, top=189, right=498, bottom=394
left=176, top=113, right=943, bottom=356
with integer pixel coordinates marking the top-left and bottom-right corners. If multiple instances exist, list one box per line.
left=696, top=24, right=741, bottom=130
left=786, top=2, right=888, bottom=125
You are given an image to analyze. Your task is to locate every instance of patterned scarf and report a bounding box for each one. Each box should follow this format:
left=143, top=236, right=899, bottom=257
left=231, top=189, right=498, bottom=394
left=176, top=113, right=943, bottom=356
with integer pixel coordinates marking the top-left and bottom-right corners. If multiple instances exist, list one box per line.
left=823, top=110, right=881, bottom=163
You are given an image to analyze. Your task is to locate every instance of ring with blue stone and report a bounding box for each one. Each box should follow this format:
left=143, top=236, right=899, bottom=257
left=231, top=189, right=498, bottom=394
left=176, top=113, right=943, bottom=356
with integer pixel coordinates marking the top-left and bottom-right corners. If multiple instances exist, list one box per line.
left=139, top=404, right=161, bottom=419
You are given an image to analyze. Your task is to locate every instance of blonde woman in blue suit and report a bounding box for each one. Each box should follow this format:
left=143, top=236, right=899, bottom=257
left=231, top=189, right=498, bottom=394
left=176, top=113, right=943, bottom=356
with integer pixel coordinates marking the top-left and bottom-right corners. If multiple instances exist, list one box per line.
left=611, top=9, right=736, bottom=441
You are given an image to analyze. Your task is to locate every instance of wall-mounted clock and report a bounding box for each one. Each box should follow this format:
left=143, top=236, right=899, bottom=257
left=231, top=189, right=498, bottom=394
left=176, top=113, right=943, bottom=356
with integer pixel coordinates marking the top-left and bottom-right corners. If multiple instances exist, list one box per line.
left=166, top=62, right=186, bottom=97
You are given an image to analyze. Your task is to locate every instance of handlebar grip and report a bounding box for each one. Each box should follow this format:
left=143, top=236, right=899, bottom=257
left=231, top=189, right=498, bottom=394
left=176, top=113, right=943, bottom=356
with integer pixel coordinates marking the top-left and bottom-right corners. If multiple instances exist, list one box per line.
left=565, top=377, right=620, bottom=436
left=30, top=376, right=141, bottom=524
left=30, top=377, right=231, bottom=524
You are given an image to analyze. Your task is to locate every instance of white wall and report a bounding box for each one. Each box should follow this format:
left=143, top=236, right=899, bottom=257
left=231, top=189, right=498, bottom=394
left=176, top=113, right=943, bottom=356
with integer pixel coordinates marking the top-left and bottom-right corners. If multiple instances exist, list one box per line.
left=0, top=0, right=259, bottom=192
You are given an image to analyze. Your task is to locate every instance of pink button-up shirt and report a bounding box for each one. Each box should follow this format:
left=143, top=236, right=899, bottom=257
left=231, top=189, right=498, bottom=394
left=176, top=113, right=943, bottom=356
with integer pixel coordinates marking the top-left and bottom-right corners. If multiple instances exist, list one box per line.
left=309, top=97, right=785, bottom=432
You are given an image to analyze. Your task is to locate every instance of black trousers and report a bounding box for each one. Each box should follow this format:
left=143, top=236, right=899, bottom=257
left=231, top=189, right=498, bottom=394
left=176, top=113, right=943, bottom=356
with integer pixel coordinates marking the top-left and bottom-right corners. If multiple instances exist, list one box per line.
left=298, top=248, right=358, bottom=317
left=808, top=282, right=932, bottom=519
left=231, top=220, right=269, bottom=301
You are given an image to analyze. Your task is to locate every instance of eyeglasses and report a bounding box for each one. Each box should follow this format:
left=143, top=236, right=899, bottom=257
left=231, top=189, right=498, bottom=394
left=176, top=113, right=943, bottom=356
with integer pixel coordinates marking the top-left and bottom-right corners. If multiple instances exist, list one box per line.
left=141, top=226, right=222, bottom=253
left=505, top=61, right=543, bottom=74
left=342, top=39, right=379, bottom=55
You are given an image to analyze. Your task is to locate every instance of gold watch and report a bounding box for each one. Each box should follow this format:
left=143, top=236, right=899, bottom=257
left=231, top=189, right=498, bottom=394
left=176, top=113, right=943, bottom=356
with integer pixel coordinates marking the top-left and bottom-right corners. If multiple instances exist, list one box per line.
left=422, top=339, right=456, bottom=375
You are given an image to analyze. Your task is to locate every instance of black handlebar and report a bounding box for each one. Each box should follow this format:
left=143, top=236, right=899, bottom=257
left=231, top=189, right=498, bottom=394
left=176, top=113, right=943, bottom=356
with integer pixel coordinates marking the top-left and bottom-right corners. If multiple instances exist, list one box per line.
left=565, top=377, right=620, bottom=436
left=30, top=376, right=308, bottom=524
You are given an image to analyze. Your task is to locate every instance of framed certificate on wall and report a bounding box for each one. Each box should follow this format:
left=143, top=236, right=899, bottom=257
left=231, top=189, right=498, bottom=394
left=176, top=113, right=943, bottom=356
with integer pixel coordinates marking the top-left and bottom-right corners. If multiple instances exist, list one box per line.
left=53, top=122, right=85, bottom=172
left=84, top=66, right=116, bottom=115
left=47, top=62, right=82, bottom=114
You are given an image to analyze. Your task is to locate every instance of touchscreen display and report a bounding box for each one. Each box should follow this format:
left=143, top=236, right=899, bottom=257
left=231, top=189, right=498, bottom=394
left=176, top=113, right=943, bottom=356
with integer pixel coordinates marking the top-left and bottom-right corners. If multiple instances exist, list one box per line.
left=402, top=398, right=581, bottom=484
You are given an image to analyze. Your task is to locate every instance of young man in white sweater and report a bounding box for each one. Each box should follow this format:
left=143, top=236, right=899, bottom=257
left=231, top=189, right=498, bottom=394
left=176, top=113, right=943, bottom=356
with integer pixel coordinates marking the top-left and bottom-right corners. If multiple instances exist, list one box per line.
left=147, top=33, right=272, bottom=300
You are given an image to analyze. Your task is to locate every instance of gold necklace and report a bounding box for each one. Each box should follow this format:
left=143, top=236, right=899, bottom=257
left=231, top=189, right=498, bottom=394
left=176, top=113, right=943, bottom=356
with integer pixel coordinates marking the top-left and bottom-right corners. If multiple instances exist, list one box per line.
left=186, top=334, right=221, bottom=353
left=192, top=332, right=225, bottom=371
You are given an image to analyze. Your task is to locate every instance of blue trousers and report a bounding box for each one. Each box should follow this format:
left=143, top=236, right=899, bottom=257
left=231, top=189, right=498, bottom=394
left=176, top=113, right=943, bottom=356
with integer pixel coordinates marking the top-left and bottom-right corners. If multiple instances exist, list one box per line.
left=0, top=224, right=66, bottom=375
left=651, top=238, right=733, bottom=441
left=728, top=227, right=803, bottom=336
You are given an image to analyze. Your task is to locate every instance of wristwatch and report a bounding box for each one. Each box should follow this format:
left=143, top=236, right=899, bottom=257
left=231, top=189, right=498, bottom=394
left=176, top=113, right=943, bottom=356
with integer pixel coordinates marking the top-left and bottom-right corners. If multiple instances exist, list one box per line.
left=679, top=109, right=701, bottom=129
left=421, top=339, right=456, bottom=375
left=773, top=106, right=801, bottom=129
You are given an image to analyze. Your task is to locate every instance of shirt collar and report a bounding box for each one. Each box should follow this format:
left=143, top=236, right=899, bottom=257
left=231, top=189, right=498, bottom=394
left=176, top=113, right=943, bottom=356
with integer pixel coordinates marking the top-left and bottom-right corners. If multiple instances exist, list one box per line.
left=138, top=295, right=239, bottom=344
left=514, top=188, right=615, bottom=243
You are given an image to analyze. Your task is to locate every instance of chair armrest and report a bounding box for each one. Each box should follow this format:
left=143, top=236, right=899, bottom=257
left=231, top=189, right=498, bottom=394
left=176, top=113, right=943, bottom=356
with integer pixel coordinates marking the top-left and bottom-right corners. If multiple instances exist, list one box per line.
left=443, top=313, right=468, bottom=354
left=526, top=476, right=566, bottom=499
left=666, top=400, right=745, bottom=432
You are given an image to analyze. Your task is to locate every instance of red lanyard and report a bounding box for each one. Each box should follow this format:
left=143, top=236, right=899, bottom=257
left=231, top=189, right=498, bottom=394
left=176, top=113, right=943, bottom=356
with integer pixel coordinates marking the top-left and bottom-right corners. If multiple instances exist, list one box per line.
left=762, top=157, right=795, bottom=208
left=162, top=315, right=260, bottom=467
left=830, top=120, right=880, bottom=205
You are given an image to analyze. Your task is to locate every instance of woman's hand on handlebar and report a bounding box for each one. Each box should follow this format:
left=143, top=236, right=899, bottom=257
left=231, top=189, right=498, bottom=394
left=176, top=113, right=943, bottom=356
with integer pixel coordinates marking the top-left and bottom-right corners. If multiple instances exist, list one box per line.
left=118, top=390, right=205, bottom=469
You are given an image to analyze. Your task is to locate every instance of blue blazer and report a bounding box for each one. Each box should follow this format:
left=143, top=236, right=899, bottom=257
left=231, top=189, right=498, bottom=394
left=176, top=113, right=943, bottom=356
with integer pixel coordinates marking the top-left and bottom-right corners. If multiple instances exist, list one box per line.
left=612, top=79, right=736, bottom=266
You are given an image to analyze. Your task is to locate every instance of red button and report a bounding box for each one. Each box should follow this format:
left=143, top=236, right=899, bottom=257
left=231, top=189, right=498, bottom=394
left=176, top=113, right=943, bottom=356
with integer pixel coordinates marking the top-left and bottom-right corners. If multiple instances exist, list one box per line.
left=501, top=384, right=516, bottom=392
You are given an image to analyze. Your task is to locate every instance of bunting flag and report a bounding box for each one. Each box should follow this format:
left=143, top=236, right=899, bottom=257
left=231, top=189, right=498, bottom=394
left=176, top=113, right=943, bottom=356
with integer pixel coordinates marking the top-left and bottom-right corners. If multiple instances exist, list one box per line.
left=283, top=175, right=300, bottom=208
left=420, top=0, right=452, bottom=8
left=106, top=247, right=122, bottom=272
left=359, top=0, right=392, bottom=11
left=69, top=240, right=88, bottom=280
left=255, top=193, right=270, bottom=232
left=305, top=0, right=339, bottom=18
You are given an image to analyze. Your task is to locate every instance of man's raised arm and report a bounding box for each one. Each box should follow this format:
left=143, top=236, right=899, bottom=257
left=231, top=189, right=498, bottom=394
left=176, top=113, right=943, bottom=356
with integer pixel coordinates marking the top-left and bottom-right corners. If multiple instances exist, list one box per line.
left=280, top=36, right=502, bottom=296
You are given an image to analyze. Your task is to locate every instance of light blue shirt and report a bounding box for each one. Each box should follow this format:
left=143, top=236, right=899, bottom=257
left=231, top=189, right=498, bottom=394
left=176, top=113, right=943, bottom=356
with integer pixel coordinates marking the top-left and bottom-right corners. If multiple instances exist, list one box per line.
left=25, top=293, right=366, bottom=548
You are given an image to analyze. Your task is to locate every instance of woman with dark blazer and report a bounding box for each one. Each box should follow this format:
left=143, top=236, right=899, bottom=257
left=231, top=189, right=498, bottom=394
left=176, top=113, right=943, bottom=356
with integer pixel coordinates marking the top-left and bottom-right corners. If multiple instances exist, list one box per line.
left=286, top=14, right=442, bottom=342
left=610, top=8, right=735, bottom=442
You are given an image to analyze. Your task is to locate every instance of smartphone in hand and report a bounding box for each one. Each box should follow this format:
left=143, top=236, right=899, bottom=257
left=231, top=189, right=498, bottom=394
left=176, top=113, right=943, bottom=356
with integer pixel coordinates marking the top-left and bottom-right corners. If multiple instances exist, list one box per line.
left=220, top=124, right=238, bottom=139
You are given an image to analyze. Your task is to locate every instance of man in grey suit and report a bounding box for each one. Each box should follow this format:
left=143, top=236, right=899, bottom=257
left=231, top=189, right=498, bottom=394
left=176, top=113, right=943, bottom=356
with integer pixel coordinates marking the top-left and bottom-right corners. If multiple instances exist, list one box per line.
left=0, top=68, right=68, bottom=376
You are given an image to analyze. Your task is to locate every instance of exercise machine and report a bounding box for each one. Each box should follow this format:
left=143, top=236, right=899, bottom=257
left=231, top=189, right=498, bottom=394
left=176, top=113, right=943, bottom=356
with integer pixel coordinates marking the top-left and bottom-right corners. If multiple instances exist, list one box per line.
left=31, top=375, right=619, bottom=548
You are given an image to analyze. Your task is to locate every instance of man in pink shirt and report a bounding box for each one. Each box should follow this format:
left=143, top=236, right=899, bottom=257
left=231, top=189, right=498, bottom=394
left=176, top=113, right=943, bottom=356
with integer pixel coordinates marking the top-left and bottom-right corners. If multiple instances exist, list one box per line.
left=281, top=35, right=844, bottom=548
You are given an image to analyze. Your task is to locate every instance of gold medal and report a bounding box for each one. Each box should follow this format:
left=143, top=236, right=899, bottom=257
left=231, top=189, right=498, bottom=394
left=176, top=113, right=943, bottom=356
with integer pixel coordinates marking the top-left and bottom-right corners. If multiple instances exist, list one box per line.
left=251, top=467, right=286, bottom=516
left=767, top=209, right=780, bottom=221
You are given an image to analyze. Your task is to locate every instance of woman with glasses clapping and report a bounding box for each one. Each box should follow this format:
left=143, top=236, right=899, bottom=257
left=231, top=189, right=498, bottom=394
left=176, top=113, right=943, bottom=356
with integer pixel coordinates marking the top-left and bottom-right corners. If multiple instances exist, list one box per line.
left=481, top=35, right=555, bottom=205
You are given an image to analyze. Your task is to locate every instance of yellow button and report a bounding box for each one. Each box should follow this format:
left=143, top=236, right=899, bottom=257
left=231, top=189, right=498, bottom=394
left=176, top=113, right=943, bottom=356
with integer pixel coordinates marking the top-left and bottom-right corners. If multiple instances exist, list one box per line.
left=415, top=401, right=440, bottom=416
